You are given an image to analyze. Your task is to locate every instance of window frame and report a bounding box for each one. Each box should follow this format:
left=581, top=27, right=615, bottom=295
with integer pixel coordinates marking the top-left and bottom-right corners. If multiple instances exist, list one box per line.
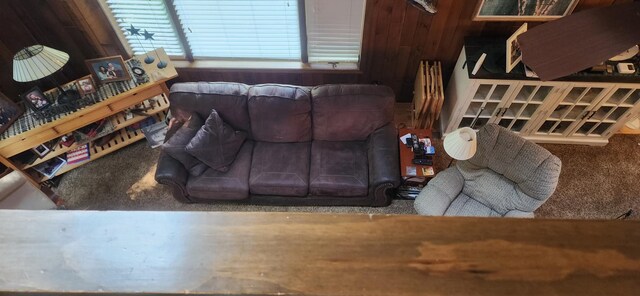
left=98, top=0, right=363, bottom=71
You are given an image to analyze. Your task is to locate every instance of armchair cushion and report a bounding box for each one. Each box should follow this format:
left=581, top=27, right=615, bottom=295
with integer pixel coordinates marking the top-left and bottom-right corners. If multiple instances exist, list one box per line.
left=186, top=109, right=247, bottom=172
left=309, top=140, right=368, bottom=196
left=187, top=140, right=254, bottom=200
left=444, top=193, right=502, bottom=217
left=249, top=141, right=311, bottom=196
left=162, top=115, right=208, bottom=176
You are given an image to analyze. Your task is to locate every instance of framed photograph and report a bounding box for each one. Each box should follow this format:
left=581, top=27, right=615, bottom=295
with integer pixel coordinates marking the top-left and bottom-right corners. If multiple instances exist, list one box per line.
left=31, top=143, right=51, bottom=158
left=76, top=75, right=96, bottom=96
left=33, top=156, right=66, bottom=179
left=0, top=92, right=24, bottom=135
left=506, top=23, right=528, bottom=73
left=20, top=86, right=52, bottom=111
left=473, top=0, right=579, bottom=21
left=85, top=55, right=132, bottom=84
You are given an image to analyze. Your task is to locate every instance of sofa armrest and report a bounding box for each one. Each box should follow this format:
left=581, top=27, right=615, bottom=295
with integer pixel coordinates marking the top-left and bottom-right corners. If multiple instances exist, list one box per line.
left=155, top=152, right=191, bottom=203
left=414, top=167, right=464, bottom=216
left=367, top=124, right=401, bottom=205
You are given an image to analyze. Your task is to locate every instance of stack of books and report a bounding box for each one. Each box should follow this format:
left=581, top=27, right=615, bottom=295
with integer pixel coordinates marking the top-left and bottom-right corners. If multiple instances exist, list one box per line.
left=397, top=177, right=429, bottom=199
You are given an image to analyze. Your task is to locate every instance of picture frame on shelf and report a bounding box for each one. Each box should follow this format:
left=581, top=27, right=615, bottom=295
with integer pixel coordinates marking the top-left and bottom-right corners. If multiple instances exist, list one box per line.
left=20, top=86, right=51, bottom=111
left=506, top=23, right=528, bottom=73
left=0, top=91, right=24, bottom=135
left=32, top=156, right=66, bottom=179
left=31, top=143, right=51, bottom=158
left=473, top=0, right=579, bottom=21
left=85, top=55, right=131, bottom=84
left=76, top=75, right=96, bottom=96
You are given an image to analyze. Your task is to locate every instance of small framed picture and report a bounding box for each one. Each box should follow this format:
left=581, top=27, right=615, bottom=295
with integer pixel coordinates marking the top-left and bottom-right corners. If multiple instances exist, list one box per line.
left=85, top=55, right=132, bottom=84
left=21, top=86, right=51, bottom=111
left=76, top=76, right=96, bottom=96
left=31, top=143, right=51, bottom=158
left=473, top=0, right=579, bottom=21
left=506, top=23, right=528, bottom=73
left=0, top=91, right=24, bottom=135
left=33, top=156, right=66, bottom=179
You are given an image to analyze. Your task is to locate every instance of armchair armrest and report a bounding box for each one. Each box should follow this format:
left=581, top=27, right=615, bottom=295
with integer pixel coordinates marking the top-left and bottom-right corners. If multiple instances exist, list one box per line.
left=155, top=152, right=192, bottom=203
left=414, top=167, right=464, bottom=216
left=504, top=209, right=535, bottom=218
left=367, top=123, right=401, bottom=206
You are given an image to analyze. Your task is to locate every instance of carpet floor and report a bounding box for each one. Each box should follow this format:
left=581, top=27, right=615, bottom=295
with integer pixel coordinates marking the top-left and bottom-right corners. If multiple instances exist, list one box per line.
left=54, top=134, right=640, bottom=219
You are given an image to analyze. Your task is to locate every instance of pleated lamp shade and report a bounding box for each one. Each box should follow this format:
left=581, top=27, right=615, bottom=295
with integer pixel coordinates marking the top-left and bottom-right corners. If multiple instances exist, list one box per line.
left=13, top=45, right=69, bottom=82
left=443, top=127, right=477, bottom=161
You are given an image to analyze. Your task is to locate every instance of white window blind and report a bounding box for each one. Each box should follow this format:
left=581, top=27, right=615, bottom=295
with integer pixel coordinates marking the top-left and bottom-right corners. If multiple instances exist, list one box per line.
left=305, top=0, right=365, bottom=63
left=173, top=0, right=301, bottom=60
left=106, top=0, right=185, bottom=56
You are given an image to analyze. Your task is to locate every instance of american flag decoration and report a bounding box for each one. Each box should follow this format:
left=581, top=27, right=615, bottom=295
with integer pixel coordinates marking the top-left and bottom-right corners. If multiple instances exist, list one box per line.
left=66, top=144, right=90, bottom=165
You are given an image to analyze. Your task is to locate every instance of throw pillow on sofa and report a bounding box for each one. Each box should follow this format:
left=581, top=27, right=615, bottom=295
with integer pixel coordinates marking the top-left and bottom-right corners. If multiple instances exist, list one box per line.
left=162, top=115, right=209, bottom=176
left=186, top=109, right=247, bottom=172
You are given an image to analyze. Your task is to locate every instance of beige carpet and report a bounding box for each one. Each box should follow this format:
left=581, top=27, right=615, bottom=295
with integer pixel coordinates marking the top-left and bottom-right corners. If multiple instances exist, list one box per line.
left=54, top=134, right=640, bottom=219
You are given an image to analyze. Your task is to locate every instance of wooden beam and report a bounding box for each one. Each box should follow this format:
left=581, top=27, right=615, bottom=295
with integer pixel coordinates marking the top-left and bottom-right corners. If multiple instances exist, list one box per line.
left=0, top=211, right=638, bottom=295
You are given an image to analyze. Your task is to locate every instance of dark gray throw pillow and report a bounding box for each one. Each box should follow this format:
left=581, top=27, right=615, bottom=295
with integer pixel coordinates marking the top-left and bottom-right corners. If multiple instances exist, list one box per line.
left=186, top=109, right=246, bottom=172
left=162, top=115, right=209, bottom=176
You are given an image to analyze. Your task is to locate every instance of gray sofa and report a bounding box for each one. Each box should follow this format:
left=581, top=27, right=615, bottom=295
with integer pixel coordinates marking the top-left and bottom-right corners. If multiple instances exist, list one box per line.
left=415, top=124, right=562, bottom=217
left=155, top=82, right=401, bottom=206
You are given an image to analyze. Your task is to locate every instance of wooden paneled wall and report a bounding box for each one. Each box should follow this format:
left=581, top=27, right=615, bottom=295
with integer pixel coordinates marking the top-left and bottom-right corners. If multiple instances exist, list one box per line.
left=0, top=0, right=627, bottom=102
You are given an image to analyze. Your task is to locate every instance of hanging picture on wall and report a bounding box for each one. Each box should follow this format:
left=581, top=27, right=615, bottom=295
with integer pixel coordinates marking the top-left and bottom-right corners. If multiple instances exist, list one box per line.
left=85, top=55, right=132, bottom=84
left=473, top=0, right=579, bottom=21
left=0, top=92, right=23, bottom=135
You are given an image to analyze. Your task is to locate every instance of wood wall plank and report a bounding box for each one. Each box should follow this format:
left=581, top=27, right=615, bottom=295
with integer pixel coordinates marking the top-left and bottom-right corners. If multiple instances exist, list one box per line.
left=0, top=0, right=622, bottom=102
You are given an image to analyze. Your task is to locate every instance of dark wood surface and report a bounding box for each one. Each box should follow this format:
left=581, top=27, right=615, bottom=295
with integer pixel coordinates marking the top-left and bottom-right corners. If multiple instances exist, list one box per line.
left=1, top=210, right=639, bottom=295
left=398, top=128, right=436, bottom=177
left=464, top=37, right=640, bottom=83
left=0, top=0, right=628, bottom=102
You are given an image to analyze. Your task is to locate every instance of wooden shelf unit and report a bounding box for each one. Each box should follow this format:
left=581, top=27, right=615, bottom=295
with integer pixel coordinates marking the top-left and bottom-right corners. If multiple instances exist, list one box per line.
left=0, top=79, right=172, bottom=184
left=36, top=111, right=168, bottom=182
left=20, top=94, right=169, bottom=170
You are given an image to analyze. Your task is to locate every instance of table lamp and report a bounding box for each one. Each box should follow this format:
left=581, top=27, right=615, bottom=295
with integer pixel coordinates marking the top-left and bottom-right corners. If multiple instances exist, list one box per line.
left=13, top=45, right=80, bottom=103
left=443, top=127, right=477, bottom=162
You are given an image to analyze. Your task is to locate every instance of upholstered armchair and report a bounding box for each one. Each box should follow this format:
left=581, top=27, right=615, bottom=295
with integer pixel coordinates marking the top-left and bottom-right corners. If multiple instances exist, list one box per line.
left=415, top=124, right=561, bottom=217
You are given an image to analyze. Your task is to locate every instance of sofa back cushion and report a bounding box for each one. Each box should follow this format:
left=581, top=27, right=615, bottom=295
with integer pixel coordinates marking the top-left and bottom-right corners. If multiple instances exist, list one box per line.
left=248, top=84, right=312, bottom=142
left=312, top=84, right=394, bottom=141
left=169, top=82, right=251, bottom=135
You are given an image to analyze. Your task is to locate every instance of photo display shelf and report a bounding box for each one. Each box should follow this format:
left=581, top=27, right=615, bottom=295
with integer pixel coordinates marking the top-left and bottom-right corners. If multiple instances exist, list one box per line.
left=37, top=110, right=169, bottom=182
left=0, top=59, right=149, bottom=141
left=18, top=95, right=169, bottom=172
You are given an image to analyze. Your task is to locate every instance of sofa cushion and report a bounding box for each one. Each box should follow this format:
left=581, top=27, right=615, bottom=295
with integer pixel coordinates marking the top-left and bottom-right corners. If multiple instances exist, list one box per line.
left=249, top=141, right=311, bottom=196
left=161, top=115, right=208, bottom=176
left=309, top=141, right=368, bottom=197
left=186, top=109, right=247, bottom=172
left=186, top=140, right=254, bottom=200
left=248, top=84, right=311, bottom=142
left=312, top=84, right=394, bottom=141
left=169, top=82, right=251, bottom=134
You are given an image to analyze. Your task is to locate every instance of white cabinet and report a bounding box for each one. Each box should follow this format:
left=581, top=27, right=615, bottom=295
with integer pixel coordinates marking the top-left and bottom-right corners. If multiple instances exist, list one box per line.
left=442, top=47, right=640, bottom=145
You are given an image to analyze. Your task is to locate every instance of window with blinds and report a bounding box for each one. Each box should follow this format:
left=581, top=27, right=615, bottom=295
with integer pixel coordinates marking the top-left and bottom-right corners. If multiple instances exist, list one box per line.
left=174, top=0, right=301, bottom=60
left=103, top=0, right=366, bottom=66
left=106, top=0, right=185, bottom=56
left=305, top=0, right=365, bottom=63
